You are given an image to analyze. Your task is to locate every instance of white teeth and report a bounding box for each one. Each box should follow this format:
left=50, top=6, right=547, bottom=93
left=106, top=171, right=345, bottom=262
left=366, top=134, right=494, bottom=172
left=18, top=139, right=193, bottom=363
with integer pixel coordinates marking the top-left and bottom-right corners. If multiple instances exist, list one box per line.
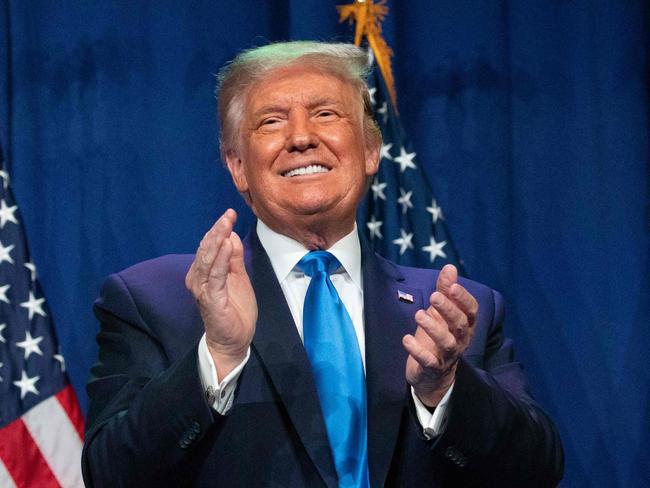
left=283, top=165, right=329, bottom=177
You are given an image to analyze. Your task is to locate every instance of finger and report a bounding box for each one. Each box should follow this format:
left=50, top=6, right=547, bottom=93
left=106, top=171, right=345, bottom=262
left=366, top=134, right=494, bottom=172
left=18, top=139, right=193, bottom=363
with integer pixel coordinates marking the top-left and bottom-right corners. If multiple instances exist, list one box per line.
left=430, top=291, right=469, bottom=339
left=203, top=209, right=237, bottom=265
left=206, top=234, right=234, bottom=296
left=448, top=283, right=479, bottom=327
left=402, top=334, right=442, bottom=371
left=414, top=309, right=457, bottom=357
left=189, top=209, right=236, bottom=285
left=436, top=264, right=458, bottom=296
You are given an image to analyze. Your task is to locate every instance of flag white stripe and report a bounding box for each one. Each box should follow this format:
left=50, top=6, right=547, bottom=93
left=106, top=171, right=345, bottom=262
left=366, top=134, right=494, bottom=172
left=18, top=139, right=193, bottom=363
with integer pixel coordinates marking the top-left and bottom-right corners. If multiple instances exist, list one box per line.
left=0, top=459, right=17, bottom=488
left=22, top=395, right=84, bottom=488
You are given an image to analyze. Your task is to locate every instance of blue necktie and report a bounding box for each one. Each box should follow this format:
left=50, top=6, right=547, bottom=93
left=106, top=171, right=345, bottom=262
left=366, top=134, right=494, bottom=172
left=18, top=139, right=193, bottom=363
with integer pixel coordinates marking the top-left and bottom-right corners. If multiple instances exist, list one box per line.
left=299, top=251, right=369, bottom=488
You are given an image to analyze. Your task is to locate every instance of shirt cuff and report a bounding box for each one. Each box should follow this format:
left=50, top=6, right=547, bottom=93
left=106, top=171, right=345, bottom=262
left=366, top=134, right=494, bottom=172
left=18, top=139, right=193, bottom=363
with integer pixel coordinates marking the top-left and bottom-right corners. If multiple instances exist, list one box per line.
left=197, top=334, right=250, bottom=415
left=411, top=382, right=455, bottom=440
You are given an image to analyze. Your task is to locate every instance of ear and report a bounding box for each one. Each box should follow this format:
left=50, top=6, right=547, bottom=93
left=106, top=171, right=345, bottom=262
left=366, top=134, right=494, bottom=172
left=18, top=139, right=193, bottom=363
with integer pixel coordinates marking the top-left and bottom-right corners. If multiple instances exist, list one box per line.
left=225, top=149, right=249, bottom=194
left=364, top=139, right=381, bottom=177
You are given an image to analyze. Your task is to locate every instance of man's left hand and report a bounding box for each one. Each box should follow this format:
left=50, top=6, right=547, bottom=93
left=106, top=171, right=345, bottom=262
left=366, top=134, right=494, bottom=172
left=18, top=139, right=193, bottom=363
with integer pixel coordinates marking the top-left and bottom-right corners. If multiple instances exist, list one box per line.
left=402, top=264, right=478, bottom=407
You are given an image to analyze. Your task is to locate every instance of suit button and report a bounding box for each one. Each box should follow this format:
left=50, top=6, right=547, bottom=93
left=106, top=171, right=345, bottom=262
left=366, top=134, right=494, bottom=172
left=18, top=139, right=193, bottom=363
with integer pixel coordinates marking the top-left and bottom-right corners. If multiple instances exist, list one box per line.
left=445, top=446, right=467, bottom=467
left=191, top=421, right=201, bottom=434
left=179, top=438, right=189, bottom=449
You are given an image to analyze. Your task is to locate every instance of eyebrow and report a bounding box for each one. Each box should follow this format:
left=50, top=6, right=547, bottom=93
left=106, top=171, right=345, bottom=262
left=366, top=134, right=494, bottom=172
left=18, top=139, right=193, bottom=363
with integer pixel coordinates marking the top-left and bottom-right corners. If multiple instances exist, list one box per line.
left=252, top=96, right=345, bottom=119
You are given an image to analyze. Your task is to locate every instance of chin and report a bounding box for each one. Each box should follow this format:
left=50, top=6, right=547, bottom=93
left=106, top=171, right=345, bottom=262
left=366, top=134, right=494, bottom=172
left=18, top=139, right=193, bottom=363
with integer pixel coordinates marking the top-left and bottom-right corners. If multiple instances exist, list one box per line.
left=285, top=194, right=335, bottom=215
left=292, top=204, right=333, bottom=217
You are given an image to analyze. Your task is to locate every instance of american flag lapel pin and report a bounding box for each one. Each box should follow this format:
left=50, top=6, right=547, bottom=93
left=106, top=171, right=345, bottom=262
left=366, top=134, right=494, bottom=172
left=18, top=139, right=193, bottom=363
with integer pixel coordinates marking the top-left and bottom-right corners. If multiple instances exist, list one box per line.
left=398, top=290, right=414, bottom=303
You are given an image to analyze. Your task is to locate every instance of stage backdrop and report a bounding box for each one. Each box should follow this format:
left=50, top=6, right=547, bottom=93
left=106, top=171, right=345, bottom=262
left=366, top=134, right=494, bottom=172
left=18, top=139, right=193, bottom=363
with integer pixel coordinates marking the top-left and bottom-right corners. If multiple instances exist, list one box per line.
left=1, top=1, right=648, bottom=486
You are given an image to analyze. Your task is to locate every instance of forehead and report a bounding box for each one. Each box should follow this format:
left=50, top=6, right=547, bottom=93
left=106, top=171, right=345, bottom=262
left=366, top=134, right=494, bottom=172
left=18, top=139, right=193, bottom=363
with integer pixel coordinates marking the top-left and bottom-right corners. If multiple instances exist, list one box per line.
left=245, top=65, right=361, bottom=113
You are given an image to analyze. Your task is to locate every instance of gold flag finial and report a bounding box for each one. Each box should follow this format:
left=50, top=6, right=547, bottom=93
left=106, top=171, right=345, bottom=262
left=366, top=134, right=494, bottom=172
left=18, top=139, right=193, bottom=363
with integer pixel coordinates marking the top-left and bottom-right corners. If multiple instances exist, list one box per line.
left=337, top=0, right=397, bottom=112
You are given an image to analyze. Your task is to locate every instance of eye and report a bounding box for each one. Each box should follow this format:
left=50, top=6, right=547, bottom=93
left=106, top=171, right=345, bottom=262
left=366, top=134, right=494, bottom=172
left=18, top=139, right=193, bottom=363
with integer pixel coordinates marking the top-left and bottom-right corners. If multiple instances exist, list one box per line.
left=261, top=117, right=281, bottom=126
left=256, top=117, right=285, bottom=130
left=316, top=110, right=337, bottom=119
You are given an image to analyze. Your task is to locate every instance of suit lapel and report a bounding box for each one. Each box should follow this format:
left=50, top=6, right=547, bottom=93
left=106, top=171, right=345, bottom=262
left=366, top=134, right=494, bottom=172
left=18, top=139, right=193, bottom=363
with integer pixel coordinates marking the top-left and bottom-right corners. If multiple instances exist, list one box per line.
left=361, top=237, right=424, bottom=487
left=244, top=231, right=338, bottom=488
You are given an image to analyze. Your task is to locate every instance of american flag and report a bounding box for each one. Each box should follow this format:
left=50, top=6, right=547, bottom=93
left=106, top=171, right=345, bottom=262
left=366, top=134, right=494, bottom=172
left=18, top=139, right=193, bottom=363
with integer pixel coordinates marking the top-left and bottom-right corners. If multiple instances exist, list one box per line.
left=358, top=61, right=464, bottom=272
left=0, top=147, right=84, bottom=487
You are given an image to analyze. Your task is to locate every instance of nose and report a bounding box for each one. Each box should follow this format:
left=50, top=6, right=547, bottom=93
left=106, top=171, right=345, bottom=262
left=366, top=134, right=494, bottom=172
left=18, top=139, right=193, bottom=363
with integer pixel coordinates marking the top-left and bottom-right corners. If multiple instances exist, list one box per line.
left=285, top=111, right=319, bottom=152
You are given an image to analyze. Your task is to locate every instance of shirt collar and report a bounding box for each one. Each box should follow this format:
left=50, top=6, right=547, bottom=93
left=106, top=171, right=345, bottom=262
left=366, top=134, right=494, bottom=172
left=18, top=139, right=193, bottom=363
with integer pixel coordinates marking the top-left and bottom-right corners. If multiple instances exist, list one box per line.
left=256, top=219, right=362, bottom=289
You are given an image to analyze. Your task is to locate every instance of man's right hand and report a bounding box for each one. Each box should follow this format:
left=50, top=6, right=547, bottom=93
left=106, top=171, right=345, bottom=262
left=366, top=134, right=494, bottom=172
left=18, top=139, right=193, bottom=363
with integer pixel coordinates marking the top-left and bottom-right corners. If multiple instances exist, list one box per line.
left=185, top=208, right=257, bottom=380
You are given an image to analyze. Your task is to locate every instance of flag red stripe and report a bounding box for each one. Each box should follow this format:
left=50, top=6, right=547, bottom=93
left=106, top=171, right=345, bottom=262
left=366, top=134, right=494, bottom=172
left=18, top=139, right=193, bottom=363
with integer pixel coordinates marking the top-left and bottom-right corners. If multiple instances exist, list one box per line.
left=55, top=385, right=85, bottom=440
left=0, top=418, right=61, bottom=488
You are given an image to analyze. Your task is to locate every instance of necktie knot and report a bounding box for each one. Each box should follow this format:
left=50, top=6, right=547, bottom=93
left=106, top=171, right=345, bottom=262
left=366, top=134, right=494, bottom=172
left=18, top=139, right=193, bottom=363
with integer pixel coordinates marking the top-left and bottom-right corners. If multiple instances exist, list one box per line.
left=298, top=250, right=341, bottom=277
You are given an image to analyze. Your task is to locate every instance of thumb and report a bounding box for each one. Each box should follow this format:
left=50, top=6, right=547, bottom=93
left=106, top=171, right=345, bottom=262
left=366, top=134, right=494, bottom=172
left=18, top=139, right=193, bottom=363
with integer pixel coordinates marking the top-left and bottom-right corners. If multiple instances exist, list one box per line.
left=228, top=231, right=247, bottom=275
left=436, top=264, right=457, bottom=295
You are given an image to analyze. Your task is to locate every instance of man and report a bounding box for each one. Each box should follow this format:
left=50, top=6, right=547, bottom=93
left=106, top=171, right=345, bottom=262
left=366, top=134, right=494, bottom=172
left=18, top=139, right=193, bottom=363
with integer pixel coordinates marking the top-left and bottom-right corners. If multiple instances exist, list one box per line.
left=82, top=42, right=563, bottom=487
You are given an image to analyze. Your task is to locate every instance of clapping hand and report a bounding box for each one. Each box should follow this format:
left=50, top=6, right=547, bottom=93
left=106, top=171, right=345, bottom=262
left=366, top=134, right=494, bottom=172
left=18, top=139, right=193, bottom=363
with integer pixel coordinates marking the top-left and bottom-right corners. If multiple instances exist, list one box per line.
left=185, top=209, right=257, bottom=379
left=403, top=264, right=478, bottom=407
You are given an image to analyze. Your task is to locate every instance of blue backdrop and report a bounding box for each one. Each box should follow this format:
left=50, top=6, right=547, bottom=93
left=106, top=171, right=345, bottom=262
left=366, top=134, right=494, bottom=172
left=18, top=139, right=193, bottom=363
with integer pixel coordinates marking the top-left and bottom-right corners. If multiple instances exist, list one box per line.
left=1, top=1, right=648, bottom=486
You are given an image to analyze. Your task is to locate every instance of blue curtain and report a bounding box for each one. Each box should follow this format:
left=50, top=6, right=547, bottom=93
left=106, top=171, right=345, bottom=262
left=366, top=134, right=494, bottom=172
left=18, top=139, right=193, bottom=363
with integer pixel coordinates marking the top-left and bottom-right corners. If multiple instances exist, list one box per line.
left=1, top=1, right=648, bottom=485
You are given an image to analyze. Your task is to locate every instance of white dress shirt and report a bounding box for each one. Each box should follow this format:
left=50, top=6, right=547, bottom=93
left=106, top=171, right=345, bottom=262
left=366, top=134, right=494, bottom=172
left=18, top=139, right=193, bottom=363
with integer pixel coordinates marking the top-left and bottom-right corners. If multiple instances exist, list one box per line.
left=197, top=220, right=453, bottom=438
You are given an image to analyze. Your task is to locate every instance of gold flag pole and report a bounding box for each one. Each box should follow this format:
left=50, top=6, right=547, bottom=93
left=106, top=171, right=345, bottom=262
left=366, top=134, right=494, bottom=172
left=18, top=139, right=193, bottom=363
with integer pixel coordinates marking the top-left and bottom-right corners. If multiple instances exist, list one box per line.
left=337, top=0, right=398, bottom=113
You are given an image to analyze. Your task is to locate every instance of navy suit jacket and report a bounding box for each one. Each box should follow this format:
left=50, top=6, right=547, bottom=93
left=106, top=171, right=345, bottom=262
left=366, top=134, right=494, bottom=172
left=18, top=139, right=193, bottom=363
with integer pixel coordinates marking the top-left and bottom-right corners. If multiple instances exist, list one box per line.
left=82, top=230, right=563, bottom=487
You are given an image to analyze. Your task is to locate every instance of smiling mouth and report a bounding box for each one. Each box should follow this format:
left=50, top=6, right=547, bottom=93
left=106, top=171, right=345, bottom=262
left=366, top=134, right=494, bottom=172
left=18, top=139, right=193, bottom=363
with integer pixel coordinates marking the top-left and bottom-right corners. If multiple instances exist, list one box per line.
left=282, top=164, right=330, bottom=178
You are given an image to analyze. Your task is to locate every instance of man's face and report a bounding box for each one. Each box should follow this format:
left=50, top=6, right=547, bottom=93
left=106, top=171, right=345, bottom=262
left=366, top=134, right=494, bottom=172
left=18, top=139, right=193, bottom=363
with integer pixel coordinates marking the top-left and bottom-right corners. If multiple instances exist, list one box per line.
left=225, top=65, right=380, bottom=241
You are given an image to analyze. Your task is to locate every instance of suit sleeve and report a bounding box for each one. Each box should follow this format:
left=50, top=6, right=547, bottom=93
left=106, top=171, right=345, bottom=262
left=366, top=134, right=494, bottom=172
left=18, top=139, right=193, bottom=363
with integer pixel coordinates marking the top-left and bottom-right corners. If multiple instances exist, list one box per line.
left=81, top=273, right=219, bottom=488
left=429, top=288, right=564, bottom=487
